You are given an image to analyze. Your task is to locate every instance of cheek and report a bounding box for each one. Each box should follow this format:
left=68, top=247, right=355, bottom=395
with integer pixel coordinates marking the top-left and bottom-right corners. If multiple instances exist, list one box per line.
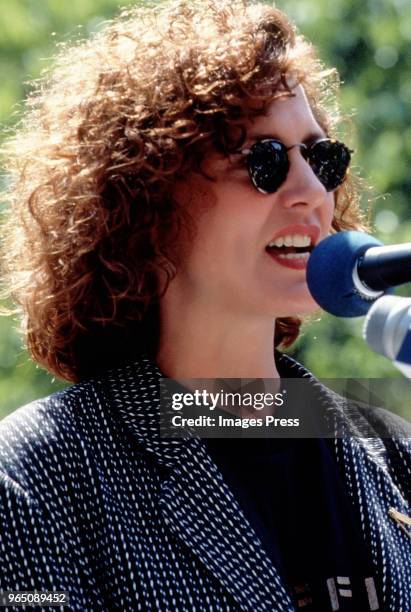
left=186, top=208, right=258, bottom=283
left=171, top=177, right=217, bottom=261
left=324, top=195, right=336, bottom=229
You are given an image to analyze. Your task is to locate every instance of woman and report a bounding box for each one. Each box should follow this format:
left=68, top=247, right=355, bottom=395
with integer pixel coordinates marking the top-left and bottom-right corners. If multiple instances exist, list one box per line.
left=0, top=1, right=409, bottom=610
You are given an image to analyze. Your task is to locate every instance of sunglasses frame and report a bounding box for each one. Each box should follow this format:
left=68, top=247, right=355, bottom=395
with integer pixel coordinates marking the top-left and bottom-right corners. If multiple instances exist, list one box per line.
left=239, top=137, right=353, bottom=195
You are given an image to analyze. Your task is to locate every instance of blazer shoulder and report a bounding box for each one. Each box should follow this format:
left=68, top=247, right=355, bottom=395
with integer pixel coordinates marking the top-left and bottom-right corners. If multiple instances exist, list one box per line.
left=348, top=400, right=411, bottom=440
left=0, top=380, right=103, bottom=486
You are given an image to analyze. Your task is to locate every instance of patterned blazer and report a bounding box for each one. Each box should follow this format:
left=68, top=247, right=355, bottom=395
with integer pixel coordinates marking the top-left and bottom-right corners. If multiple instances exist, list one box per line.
left=0, top=353, right=410, bottom=612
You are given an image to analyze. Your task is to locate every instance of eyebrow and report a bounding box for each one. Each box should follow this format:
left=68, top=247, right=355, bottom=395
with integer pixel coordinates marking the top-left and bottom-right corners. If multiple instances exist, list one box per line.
left=245, top=131, right=326, bottom=146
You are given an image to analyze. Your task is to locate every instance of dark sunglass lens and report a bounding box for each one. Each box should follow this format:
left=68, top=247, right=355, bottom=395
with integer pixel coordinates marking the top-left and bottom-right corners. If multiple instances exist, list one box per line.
left=307, top=140, right=351, bottom=191
left=247, top=140, right=289, bottom=194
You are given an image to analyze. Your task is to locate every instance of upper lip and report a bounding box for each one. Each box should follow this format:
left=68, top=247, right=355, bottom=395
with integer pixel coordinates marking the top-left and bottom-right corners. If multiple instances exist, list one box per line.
left=266, top=224, right=321, bottom=248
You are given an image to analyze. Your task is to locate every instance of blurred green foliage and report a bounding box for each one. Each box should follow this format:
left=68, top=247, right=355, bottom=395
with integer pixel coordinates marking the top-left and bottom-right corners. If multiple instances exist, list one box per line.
left=1, top=0, right=411, bottom=419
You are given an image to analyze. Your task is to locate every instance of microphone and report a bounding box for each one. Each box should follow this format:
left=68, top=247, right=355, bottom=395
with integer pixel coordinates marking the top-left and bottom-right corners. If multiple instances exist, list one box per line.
left=363, top=295, right=411, bottom=378
left=306, top=231, right=411, bottom=317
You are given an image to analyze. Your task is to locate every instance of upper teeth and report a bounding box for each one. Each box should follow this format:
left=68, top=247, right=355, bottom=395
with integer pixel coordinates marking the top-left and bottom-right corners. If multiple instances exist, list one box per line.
left=268, top=234, right=312, bottom=248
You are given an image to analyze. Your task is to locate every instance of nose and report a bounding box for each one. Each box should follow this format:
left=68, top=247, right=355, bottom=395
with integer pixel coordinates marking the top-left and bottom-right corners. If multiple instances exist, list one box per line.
left=275, top=146, right=329, bottom=210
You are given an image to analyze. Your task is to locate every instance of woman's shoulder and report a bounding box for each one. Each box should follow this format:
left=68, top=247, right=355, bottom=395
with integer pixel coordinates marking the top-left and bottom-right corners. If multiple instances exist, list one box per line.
left=0, top=353, right=157, bottom=475
left=0, top=378, right=107, bottom=489
left=0, top=358, right=159, bottom=547
left=1, top=378, right=95, bottom=435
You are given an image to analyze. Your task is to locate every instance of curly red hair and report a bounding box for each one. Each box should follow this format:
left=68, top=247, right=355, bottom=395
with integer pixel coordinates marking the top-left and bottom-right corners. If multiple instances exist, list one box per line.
left=0, top=0, right=367, bottom=382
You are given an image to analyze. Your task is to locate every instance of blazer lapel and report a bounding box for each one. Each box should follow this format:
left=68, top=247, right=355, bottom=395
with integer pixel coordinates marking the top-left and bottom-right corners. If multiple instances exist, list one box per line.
left=334, top=435, right=411, bottom=611
left=104, top=355, right=295, bottom=612
left=159, top=437, right=294, bottom=611
left=297, top=362, right=411, bottom=612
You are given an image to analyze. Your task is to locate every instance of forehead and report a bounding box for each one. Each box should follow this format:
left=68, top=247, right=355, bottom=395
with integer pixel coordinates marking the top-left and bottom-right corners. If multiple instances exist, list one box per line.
left=244, top=85, right=325, bottom=145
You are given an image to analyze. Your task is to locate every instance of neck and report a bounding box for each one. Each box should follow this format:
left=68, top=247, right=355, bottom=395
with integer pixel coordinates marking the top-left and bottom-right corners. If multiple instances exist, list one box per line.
left=156, top=287, right=279, bottom=380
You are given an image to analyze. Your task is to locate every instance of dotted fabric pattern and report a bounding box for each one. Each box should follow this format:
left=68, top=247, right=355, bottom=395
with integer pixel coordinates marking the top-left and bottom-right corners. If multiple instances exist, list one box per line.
left=0, top=353, right=410, bottom=612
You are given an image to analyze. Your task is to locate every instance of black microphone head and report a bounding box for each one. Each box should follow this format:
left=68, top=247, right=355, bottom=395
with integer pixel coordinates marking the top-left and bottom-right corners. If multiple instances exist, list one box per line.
left=306, top=231, right=384, bottom=317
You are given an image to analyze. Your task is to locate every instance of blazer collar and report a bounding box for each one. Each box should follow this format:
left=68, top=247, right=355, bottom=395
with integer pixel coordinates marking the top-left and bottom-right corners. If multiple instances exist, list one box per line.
left=101, top=352, right=410, bottom=612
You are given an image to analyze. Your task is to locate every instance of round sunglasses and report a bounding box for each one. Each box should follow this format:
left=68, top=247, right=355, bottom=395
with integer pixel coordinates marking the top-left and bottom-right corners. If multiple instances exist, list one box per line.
left=239, top=138, right=352, bottom=194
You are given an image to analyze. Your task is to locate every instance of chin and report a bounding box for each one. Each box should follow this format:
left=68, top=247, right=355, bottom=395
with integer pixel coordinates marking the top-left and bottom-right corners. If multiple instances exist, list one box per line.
left=263, top=291, right=321, bottom=318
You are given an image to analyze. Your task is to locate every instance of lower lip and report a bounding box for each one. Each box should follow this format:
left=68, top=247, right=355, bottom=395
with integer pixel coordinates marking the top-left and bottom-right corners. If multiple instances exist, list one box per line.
left=266, top=250, right=310, bottom=270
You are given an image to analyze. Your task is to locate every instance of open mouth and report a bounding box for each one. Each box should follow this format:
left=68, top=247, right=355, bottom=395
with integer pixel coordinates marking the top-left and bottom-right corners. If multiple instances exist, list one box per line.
left=265, top=235, right=315, bottom=261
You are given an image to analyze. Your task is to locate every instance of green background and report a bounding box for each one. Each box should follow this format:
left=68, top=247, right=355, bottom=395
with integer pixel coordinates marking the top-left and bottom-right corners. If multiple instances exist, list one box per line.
left=1, top=0, right=411, bottom=418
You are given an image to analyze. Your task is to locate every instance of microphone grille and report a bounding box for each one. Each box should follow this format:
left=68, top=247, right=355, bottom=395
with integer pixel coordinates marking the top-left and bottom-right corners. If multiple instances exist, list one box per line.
left=306, top=231, right=383, bottom=317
